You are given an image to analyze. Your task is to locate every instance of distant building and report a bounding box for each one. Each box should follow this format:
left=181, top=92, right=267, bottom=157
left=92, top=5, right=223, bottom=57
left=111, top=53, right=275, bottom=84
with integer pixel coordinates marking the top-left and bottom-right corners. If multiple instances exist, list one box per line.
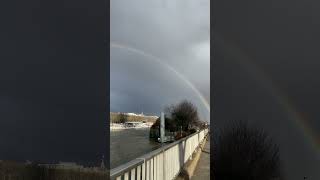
left=25, top=160, right=32, bottom=165
left=110, top=112, right=158, bottom=124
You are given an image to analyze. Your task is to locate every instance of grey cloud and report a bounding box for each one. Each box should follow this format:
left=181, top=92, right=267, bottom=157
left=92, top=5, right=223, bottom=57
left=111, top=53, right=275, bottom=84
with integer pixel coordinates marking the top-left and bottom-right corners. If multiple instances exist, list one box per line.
left=111, top=0, right=210, bottom=121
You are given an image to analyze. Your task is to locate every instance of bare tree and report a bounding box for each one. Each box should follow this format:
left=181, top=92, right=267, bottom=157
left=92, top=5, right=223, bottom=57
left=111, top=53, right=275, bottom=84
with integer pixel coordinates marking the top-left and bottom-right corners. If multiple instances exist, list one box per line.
left=166, top=100, right=199, bottom=131
left=213, top=120, right=282, bottom=180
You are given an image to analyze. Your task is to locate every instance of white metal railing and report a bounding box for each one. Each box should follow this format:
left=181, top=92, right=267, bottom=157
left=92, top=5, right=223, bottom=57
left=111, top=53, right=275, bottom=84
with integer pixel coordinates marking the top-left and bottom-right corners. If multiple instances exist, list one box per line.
left=110, top=128, right=209, bottom=180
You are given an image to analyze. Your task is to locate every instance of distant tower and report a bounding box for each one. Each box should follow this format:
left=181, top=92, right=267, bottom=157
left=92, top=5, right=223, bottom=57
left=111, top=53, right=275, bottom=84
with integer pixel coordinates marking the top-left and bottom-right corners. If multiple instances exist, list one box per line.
left=140, top=106, right=143, bottom=116
left=100, top=155, right=105, bottom=169
left=160, top=112, right=165, bottom=143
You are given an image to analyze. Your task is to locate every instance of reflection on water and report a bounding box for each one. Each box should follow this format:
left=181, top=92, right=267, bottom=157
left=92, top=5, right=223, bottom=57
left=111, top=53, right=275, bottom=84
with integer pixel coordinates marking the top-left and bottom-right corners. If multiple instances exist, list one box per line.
left=110, top=129, right=160, bottom=169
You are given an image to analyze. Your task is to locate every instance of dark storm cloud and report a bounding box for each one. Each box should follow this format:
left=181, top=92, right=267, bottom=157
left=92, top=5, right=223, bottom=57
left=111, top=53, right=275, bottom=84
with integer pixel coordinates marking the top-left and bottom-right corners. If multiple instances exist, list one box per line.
left=0, top=0, right=106, bottom=165
left=213, top=0, right=320, bottom=179
left=110, top=0, right=210, bottom=120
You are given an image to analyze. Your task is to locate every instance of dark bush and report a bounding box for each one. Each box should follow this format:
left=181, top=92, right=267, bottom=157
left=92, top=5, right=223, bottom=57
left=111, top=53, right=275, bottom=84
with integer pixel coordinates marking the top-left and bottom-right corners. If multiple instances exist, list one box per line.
left=213, top=120, right=283, bottom=180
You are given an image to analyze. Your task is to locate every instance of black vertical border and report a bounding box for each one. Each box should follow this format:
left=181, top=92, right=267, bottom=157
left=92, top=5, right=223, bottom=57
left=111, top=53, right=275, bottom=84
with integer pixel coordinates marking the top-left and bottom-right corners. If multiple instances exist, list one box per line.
left=106, top=0, right=110, bottom=171
left=210, top=0, right=215, bottom=179
left=0, top=0, right=108, bottom=167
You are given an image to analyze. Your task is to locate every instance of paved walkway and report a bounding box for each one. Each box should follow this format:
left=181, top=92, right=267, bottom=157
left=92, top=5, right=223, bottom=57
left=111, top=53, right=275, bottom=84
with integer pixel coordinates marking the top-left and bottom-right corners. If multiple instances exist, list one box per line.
left=191, top=138, right=210, bottom=180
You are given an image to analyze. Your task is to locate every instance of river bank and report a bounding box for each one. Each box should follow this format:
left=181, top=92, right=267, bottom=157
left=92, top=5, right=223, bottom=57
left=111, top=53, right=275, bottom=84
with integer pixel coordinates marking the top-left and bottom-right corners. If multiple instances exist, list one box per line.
left=110, top=122, right=153, bottom=131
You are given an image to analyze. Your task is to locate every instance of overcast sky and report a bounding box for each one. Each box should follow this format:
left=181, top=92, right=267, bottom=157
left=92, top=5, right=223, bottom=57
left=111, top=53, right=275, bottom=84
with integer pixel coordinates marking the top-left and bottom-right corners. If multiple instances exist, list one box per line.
left=110, top=0, right=210, bottom=121
left=0, top=0, right=106, bottom=166
left=213, top=0, right=320, bottom=179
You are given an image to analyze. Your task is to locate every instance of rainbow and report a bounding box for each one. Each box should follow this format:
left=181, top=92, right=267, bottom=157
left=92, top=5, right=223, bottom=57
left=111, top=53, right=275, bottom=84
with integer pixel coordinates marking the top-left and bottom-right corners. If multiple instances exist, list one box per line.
left=110, top=42, right=210, bottom=115
left=215, top=34, right=320, bottom=157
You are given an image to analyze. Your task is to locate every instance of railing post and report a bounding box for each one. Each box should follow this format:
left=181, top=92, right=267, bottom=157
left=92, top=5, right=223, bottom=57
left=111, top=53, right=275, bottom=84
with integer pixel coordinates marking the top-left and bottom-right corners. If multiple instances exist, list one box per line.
left=142, top=162, right=145, bottom=180
left=163, top=149, right=166, bottom=180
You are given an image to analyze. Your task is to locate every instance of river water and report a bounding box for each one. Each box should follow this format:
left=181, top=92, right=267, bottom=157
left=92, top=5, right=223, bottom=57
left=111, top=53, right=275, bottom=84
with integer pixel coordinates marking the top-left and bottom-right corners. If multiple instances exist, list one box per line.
left=110, top=128, right=161, bottom=169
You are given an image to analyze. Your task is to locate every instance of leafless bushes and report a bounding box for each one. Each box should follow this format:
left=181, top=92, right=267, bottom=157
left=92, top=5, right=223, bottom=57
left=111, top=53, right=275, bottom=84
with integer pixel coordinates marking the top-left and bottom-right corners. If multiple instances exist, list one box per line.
left=213, top=121, right=282, bottom=180
left=165, top=100, right=200, bottom=131
left=0, top=161, right=108, bottom=180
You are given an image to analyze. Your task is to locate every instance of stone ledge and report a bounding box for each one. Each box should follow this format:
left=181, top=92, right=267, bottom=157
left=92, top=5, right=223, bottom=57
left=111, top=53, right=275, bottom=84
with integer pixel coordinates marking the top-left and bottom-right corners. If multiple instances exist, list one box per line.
left=176, top=135, right=209, bottom=180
